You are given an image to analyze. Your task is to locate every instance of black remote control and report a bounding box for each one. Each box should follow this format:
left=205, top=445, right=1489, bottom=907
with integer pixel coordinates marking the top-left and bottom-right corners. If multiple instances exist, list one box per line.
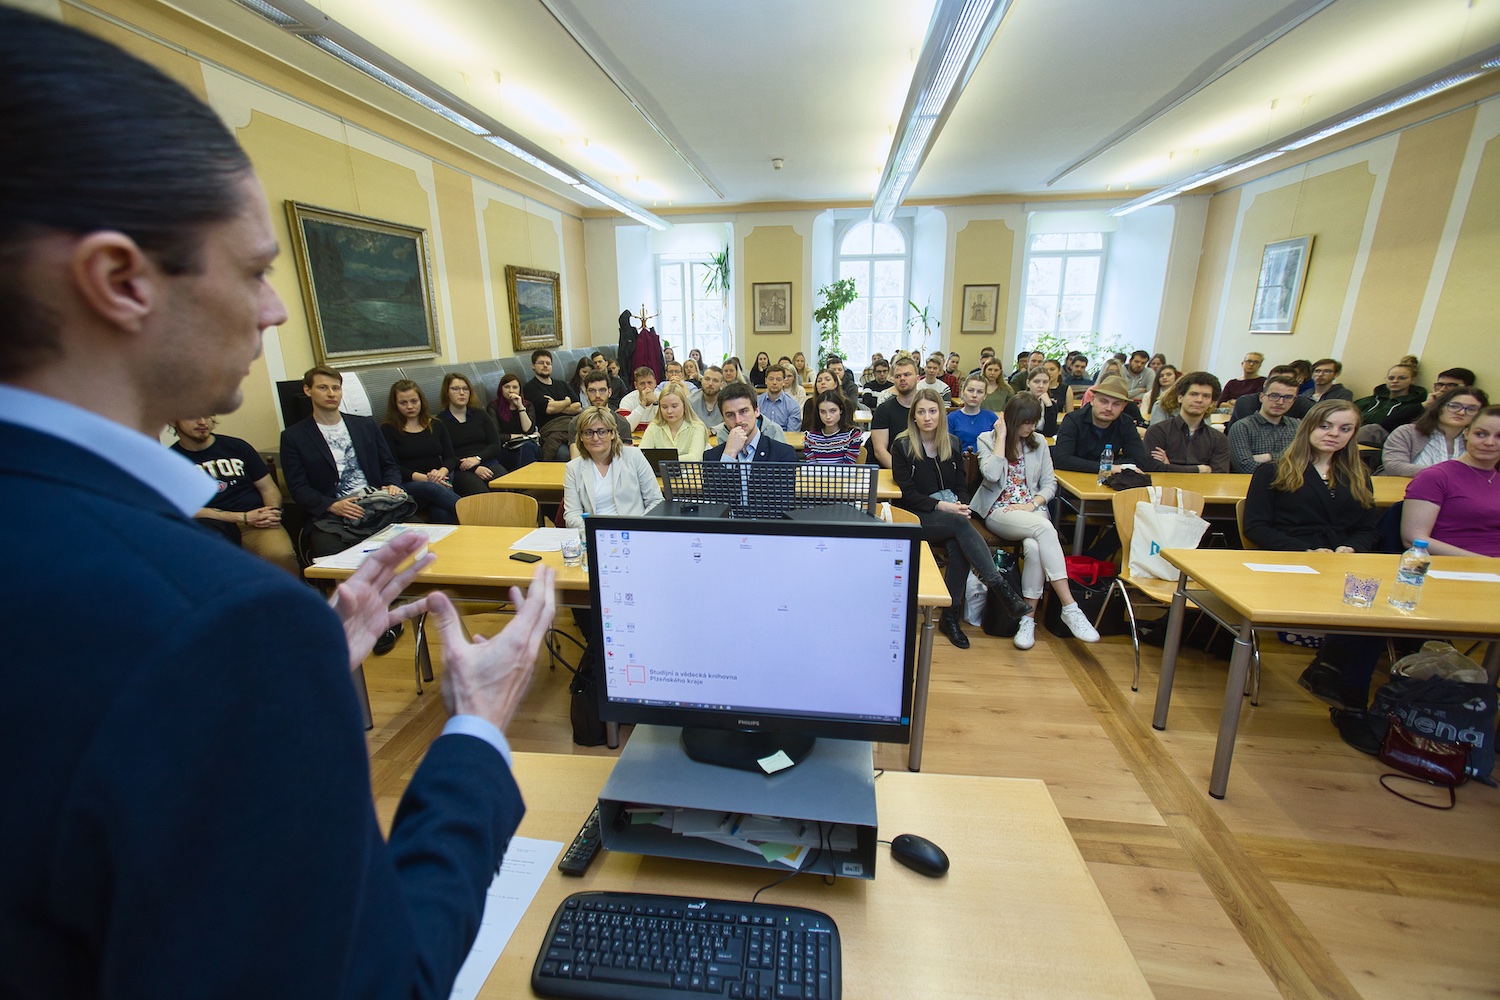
left=557, top=805, right=602, bottom=876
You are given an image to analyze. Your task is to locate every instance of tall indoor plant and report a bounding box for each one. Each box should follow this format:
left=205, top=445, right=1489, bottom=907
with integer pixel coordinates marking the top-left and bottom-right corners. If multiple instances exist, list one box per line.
left=814, top=277, right=858, bottom=366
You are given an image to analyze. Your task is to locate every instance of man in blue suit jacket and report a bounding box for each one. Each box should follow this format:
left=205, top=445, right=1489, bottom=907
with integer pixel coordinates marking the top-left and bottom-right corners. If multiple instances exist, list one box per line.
left=0, top=10, right=554, bottom=997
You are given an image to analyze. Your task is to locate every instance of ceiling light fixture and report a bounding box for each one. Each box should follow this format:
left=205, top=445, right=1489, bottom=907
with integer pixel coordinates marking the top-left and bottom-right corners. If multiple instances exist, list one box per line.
left=228, top=0, right=668, bottom=230
left=872, top=0, right=1016, bottom=222
left=1109, top=42, right=1500, bottom=217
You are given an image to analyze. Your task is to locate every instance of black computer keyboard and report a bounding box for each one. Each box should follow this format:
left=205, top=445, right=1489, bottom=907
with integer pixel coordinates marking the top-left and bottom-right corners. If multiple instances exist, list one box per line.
left=532, top=890, right=841, bottom=1000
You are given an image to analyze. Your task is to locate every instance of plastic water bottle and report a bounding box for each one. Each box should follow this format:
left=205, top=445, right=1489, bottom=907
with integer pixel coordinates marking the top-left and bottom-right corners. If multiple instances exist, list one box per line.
left=1097, top=444, right=1114, bottom=484
left=1387, top=539, right=1431, bottom=612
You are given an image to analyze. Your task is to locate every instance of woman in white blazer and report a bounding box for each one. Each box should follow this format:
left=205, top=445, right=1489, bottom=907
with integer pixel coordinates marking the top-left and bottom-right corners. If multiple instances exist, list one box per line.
left=974, top=394, right=1098, bottom=649
left=562, top=405, right=664, bottom=528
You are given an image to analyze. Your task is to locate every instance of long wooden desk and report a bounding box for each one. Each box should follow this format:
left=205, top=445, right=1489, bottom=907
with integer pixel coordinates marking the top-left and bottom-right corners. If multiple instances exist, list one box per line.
left=1053, top=470, right=1411, bottom=554
left=1150, top=549, right=1500, bottom=799
left=484, top=753, right=1153, bottom=999
left=306, top=526, right=951, bottom=771
left=491, top=462, right=900, bottom=505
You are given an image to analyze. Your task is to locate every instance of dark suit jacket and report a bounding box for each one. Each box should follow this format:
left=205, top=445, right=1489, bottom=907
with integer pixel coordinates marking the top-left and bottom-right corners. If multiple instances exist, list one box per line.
left=0, top=420, right=523, bottom=997
left=281, top=412, right=401, bottom=516
left=703, top=433, right=800, bottom=463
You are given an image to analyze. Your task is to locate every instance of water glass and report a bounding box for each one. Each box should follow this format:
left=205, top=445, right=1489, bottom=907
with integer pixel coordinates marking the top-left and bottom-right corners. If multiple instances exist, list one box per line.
left=561, top=533, right=583, bottom=567
left=1342, top=573, right=1379, bottom=608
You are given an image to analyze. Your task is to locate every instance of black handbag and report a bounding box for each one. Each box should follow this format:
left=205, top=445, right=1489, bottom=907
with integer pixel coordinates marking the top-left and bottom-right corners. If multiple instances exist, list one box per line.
left=981, top=551, right=1024, bottom=637
left=1102, top=469, right=1152, bottom=490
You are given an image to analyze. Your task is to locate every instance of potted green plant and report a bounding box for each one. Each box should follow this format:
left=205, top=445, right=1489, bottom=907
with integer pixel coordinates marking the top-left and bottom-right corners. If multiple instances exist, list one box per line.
left=702, top=247, right=730, bottom=340
left=906, top=298, right=939, bottom=358
left=813, top=277, right=858, bottom=367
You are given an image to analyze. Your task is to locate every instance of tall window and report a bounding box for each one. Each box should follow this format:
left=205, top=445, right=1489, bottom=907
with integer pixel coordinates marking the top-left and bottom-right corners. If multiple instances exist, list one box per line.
left=1021, top=233, right=1106, bottom=347
left=656, top=258, right=727, bottom=362
left=834, top=219, right=910, bottom=364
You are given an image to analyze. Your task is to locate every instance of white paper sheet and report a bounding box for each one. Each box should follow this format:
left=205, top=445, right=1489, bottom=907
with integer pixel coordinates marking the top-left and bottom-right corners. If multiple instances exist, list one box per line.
left=1242, top=562, right=1318, bottom=574
left=447, top=836, right=564, bottom=999
left=511, top=527, right=581, bottom=552
left=310, top=523, right=457, bottom=570
left=1428, top=570, right=1500, bottom=583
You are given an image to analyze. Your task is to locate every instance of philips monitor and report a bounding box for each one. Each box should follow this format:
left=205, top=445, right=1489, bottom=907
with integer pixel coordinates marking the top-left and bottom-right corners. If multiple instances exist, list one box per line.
left=584, top=515, right=923, bottom=773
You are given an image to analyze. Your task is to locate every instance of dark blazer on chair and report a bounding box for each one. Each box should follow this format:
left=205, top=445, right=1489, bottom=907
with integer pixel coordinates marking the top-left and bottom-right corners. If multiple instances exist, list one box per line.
left=0, top=420, right=524, bottom=997
left=281, top=412, right=401, bottom=516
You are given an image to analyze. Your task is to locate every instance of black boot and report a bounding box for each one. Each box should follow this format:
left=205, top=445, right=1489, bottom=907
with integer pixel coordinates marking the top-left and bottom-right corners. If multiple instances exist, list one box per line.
left=373, top=621, right=404, bottom=656
left=1298, top=659, right=1353, bottom=710
left=986, top=576, right=1030, bottom=620
left=939, top=611, right=970, bottom=649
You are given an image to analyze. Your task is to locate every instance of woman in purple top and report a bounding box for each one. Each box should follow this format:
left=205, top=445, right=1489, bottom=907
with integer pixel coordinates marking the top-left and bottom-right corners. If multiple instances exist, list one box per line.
left=1401, top=404, right=1500, bottom=557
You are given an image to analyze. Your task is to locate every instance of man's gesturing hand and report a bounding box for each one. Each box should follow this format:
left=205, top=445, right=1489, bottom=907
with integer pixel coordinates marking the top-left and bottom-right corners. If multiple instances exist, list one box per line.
left=429, top=566, right=555, bottom=730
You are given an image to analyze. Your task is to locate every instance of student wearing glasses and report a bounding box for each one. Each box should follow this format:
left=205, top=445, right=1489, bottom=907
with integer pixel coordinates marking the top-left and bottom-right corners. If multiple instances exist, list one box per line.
left=1380, top=387, right=1489, bottom=477
left=1227, top=374, right=1302, bottom=473
left=1307, top=358, right=1353, bottom=402
left=562, top=406, right=663, bottom=528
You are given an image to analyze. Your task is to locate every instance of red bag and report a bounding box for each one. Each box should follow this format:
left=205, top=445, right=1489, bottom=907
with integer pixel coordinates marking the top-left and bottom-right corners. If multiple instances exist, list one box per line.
left=1065, top=555, right=1116, bottom=586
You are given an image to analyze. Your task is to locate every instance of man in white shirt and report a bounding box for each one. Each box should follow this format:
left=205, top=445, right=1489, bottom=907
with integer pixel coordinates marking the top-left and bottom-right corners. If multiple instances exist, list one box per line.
left=617, top=367, right=660, bottom=429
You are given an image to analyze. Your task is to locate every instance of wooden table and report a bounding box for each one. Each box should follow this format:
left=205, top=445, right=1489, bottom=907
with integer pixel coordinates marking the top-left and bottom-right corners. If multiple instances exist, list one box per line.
left=632, top=430, right=807, bottom=450
left=307, top=526, right=950, bottom=771
left=1150, top=549, right=1500, bottom=799
left=481, top=753, right=1153, bottom=1000
left=491, top=461, right=900, bottom=505
left=1053, top=470, right=1411, bottom=554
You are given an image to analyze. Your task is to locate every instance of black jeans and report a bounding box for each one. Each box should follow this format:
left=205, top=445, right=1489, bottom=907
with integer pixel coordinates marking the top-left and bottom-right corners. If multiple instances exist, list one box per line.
left=915, top=507, right=998, bottom=606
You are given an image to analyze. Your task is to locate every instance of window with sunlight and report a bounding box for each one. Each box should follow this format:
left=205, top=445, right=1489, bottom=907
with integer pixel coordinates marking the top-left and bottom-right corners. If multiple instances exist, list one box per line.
left=834, top=219, right=910, bottom=365
left=656, top=258, right=727, bottom=363
left=1021, top=233, right=1106, bottom=348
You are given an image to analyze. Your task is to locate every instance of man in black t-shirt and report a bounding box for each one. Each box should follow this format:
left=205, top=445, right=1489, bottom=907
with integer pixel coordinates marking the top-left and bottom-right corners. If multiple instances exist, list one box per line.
left=170, top=416, right=298, bottom=575
left=522, top=349, right=581, bottom=460
left=870, top=357, right=921, bottom=468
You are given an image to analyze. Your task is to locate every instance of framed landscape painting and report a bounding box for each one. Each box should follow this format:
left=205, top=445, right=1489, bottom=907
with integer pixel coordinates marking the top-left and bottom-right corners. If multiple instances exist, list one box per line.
left=285, top=202, right=440, bottom=368
left=506, top=265, right=563, bottom=351
left=1249, top=236, right=1313, bottom=334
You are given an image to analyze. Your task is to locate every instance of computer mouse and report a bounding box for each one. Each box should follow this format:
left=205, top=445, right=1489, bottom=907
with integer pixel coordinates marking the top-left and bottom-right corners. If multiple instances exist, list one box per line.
left=889, top=833, right=949, bottom=877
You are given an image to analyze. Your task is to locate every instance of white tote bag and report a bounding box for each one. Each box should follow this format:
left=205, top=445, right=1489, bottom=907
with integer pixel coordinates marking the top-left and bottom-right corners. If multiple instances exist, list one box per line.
left=1128, top=487, right=1209, bottom=581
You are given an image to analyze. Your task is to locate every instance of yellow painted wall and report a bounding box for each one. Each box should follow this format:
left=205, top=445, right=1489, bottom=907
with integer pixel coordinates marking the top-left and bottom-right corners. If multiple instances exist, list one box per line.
left=950, top=220, right=1014, bottom=353
left=1181, top=188, right=1240, bottom=368
left=741, top=226, right=803, bottom=369
left=61, top=1, right=592, bottom=453
left=1425, top=131, right=1500, bottom=390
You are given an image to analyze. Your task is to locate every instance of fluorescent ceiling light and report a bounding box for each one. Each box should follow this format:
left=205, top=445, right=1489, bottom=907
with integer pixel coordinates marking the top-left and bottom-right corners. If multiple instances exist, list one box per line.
left=1110, top=42, right=1500, bottom=217
left=228, top=0, right=668, bottom=230
left=872, top=0, right=1015, bottom=222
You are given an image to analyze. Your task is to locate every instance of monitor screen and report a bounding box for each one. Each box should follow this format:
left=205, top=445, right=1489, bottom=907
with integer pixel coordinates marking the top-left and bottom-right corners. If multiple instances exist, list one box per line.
left=584, top=515, right=922, bottom=771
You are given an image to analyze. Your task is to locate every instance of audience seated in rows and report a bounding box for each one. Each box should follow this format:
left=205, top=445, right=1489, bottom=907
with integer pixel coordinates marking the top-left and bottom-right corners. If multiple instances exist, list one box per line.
left=381, top=380, right=460, bottom=525
left=1143, top=371, right=1231, bottom=474
left=1228, top=374, right=1302, bottom=474
left=802, top=390, right=864, bottom=465
left=1380, top=386, right=1488, bottom=477
left=1219, top=352, right=1266, bottom=405
left=891, top=388, right=1030, bottom=650
left=974, top=394, right=1099, bottom=650
left=170, top=415, right=298, bottom=576
left=639, top=382, right=708, bottom=461
left=281, top=366, right=414, bottom=559
left=1008, top=350, right=1045, bottom=393
left=941, top=353, right=964, bottom=398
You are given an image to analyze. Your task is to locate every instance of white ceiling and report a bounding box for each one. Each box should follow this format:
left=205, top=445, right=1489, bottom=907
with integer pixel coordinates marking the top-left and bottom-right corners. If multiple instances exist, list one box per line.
left=170, top=0, right=1500, bottom=213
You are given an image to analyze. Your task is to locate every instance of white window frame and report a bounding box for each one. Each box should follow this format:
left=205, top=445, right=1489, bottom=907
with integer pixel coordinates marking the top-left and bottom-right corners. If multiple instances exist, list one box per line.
left=1020, top=233, right=1109, bottom=346
left=654, top=255, right=727, bottom=362
left=830, top=216, right=914, bottom=366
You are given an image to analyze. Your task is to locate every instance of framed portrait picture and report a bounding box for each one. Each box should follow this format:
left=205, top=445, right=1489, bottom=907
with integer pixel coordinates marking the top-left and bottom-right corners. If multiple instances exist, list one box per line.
left=961, top=284, right=999, bottom=333
left=285, top=202, right=440, bottom=368
left=1249, top=236, right=1313, bottom=334
left=752, top=281, right=792, bottom=333
left=505, top=265, right=563, bottom=352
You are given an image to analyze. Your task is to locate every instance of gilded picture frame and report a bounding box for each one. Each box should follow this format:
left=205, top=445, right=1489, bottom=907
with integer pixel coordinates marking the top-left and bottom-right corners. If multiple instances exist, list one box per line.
left=506, top=265, right=563, bottom=352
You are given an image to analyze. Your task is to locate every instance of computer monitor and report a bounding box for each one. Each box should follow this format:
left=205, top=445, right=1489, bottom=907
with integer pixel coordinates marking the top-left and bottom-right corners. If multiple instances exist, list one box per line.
left=584, top=515, right=923, bottom=773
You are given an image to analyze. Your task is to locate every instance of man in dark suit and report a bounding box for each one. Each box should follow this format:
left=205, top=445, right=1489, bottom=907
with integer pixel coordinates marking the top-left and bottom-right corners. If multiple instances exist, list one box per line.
left=281, top=365, right=412, bottom=558
left=701, top=382, right=800, bottom=514
left=704, top=381, right=801, bottom=464
left=0, top=9, right=554, bottom=997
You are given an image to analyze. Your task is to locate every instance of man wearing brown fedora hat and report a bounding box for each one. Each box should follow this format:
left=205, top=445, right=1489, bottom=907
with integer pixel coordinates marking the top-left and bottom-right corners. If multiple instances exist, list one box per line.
left=1052, top=374, right=1152, bottom=473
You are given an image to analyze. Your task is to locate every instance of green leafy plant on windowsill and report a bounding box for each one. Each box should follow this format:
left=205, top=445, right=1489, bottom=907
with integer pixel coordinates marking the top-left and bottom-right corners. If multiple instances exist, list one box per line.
left=906, top=298, right=939, bottom=358
left=814, top=277, right=858, bottom=367
left=702, top=247, right=731, bottom=343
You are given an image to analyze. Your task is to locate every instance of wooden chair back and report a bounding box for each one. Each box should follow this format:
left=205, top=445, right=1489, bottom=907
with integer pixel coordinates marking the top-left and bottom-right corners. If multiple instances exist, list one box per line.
left=1109, top=486, right=1205, bottom=578
left=1235, top=498, right=1259, bottom=550
left=455, top=492, right=540, bottom=527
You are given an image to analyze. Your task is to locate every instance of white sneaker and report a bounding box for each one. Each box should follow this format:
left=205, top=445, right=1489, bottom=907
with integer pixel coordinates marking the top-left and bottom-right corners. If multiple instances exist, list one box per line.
left=1013, top=615, right=1036, bottom=650
left=1059, top=603, right=1100, bottom=642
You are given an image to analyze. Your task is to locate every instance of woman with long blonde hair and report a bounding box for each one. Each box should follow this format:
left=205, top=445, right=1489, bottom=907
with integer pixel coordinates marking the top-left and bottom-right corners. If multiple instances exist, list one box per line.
left=639, top=382, right=708, bottom=460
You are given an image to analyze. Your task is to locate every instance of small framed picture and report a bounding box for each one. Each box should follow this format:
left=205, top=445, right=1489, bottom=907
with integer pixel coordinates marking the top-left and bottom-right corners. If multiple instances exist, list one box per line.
left=961, top=284, right=999, bottom=333
left=752, top=282, right=792, bottom=333
left=1249, top=236, right=1313, bottom=334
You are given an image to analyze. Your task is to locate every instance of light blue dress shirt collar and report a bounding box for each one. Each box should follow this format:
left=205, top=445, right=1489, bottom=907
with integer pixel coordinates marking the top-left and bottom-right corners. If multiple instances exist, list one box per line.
left=0, top=383, right=214, bottom=516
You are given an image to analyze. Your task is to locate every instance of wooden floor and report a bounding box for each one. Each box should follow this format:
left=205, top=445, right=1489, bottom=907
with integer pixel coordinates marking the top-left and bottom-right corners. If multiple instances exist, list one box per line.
left=362, top=608, right=1500, bottom=1000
